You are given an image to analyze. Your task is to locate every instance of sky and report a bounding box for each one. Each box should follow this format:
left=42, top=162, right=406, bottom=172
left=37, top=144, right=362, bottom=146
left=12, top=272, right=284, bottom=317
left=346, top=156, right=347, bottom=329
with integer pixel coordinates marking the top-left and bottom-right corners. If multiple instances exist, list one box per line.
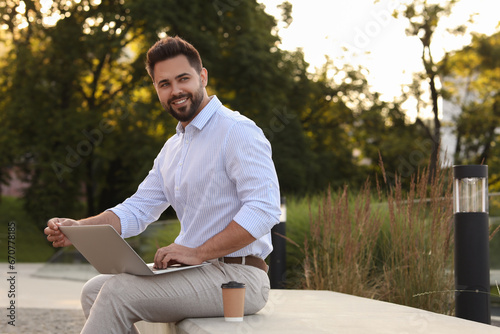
left=258, top=0, right=499, bottom=102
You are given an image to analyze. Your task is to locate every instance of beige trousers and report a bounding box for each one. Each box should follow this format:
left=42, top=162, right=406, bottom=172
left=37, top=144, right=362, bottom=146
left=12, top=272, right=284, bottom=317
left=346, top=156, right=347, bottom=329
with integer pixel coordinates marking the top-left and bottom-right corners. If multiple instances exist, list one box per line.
left=79, top=260, right=270, bottom=334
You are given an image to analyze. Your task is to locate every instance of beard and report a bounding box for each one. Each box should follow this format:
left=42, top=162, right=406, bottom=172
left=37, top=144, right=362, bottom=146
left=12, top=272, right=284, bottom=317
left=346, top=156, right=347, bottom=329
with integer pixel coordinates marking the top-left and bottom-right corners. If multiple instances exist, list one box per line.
left=161, top=83, right=205, bottom=124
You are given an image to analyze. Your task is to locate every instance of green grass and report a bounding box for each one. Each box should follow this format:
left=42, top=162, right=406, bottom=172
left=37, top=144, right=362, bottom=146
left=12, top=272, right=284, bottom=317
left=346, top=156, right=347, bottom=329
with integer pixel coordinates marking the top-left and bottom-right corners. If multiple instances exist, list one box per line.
left=0, top=196, right=184, bottom=264
left=489, top=196, right=500, bottom=216
left=491, top=224, right=500, bottom=268
left=0, top=195, right=181, bottom=264
left=277, top=195, right=316, bottom=287
left=0, top=196, right=55, bottom=262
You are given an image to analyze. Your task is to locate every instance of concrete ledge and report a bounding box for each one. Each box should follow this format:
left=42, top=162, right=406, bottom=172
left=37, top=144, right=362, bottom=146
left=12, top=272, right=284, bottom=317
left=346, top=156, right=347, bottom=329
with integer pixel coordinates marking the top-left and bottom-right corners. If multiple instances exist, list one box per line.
left=137, top=290, right=500, bottom=334
left=9, top=264, right=499, bottom=332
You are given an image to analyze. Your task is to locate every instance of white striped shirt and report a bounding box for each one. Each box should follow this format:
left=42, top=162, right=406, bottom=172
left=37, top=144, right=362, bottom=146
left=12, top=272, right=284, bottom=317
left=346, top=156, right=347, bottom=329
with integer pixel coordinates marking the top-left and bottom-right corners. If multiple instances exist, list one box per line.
left=109, top=96, right=281, bottom=259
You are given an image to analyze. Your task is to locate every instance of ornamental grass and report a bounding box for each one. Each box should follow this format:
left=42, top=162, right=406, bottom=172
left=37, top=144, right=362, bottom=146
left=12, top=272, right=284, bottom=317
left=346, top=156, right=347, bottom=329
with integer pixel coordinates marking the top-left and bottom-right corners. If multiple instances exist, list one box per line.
left=301, top=161, right=455, bottom=315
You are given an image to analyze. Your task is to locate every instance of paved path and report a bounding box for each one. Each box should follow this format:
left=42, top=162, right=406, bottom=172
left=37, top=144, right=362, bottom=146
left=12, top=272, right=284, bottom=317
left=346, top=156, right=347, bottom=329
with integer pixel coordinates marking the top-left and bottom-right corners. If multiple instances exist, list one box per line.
left=1, top=263, right=88, bottom=333
left=9, top=263, right=93, bottom=309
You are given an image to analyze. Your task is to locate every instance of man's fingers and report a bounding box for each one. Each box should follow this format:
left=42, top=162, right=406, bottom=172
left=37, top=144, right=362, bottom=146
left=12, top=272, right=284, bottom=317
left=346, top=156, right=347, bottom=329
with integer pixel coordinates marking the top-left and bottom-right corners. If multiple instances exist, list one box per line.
left=47, top=218, right=63, bottom=230
left=161, top=254, right=172, bottom=269
left=154, top=246, right=177, bottom=269
left=154, top=248, right=164, bottom=269
left=43, top=226, right=52, bottom=236
left=46, top=230, right=63, bottom=243
left=45, top=218, right=77, bottom=248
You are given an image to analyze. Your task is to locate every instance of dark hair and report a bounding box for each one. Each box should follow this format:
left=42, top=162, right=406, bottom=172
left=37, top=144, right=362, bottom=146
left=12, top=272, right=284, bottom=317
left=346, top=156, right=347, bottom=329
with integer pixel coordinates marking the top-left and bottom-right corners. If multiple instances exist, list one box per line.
left=146, top=36, right=202, bottom=80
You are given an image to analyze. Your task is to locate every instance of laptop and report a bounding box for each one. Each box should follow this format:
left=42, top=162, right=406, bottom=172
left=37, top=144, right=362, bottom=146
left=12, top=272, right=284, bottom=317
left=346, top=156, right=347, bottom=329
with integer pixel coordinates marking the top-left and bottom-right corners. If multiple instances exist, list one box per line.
left=59, top=225, right=210, bottom=276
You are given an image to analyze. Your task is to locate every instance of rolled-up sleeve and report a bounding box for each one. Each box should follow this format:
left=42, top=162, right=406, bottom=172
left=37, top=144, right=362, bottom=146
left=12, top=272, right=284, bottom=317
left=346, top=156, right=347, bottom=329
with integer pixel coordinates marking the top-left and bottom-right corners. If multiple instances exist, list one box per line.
left=225, top=121, right=281, bottom=239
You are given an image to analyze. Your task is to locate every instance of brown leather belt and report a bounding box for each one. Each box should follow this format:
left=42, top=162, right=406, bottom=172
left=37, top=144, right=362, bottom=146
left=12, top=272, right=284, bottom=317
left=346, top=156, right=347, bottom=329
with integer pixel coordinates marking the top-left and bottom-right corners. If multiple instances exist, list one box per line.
left=220, top=255, right=268, bottom=273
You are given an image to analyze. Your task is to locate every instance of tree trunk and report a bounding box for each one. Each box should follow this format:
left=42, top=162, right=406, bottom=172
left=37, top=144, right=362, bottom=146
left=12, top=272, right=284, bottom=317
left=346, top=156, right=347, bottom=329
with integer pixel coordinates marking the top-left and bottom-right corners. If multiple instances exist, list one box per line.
left=428, top=74, right=441, bottom=181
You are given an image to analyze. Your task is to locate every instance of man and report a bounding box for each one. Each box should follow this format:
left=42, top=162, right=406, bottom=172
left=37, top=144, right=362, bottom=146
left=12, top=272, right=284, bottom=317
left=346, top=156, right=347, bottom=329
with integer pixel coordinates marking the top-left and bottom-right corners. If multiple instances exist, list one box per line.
left=44, top=36, right=281, bottom=334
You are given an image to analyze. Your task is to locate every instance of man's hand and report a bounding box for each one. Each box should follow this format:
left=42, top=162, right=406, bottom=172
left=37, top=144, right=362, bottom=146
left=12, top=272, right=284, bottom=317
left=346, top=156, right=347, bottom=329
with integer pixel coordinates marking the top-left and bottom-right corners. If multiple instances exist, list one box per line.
left=153, top=221, right=256, bottom=269
left=153, top=243, right=203, bottom=269
left=44, top=218, right=80, bottom=248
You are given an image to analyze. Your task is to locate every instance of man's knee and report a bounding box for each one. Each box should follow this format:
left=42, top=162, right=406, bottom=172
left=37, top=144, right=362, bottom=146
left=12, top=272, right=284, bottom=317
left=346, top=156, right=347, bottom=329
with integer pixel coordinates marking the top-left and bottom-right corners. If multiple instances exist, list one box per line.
left=95, top=274, right=136, bottom=306
left=81, top=275, right=114, bottom=316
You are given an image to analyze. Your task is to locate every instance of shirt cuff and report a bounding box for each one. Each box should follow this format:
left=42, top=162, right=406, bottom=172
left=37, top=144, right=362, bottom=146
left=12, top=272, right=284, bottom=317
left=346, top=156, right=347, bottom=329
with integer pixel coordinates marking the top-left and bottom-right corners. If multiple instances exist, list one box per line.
left=233, top=204, right=277, bottom=240
left=107, top=205, right=136, bottom=238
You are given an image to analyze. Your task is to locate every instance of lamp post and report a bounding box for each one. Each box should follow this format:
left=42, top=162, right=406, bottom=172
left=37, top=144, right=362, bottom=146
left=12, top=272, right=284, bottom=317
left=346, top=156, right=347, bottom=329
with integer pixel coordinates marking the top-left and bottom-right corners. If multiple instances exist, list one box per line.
left=270, top=196, right=286, bottom=289
left=453, top=165, right=491, bottom=324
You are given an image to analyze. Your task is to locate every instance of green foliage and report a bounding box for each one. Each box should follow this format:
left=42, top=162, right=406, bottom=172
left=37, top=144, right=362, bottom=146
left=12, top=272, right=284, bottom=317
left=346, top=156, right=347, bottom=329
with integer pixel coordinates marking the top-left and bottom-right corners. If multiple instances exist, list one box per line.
left=443, top=32, right=500, bottom=190
left=0, top=0, right=430, bottom=228
left=0, top=0, right=180, bottom=226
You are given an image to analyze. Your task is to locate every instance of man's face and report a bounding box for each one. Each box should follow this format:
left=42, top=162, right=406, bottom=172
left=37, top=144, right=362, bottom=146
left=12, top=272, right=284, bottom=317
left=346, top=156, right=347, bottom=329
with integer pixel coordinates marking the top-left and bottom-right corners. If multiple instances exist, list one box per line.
left=153, top=55, right=208, bottom=126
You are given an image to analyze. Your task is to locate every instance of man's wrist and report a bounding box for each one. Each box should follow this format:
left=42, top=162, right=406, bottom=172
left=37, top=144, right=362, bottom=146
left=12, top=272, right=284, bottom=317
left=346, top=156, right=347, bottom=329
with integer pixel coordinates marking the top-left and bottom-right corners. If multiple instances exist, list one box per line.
left=194, top=244, right=210, bottom=263
left=76, top=211, right=122, bottom=234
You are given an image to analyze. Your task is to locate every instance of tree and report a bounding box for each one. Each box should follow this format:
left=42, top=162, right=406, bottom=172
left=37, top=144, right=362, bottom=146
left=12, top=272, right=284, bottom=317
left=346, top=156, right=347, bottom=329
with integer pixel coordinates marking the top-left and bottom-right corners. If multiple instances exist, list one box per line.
left=395, top=0, right=461, bottom=180
left=1, top=0, right=86, bottom=219
left=0, top=0, right=174, bottom=225
left=1, top=0, right=323, bottom=225
left=294, top=57, right=428, bottom=191
left=0, top=0, right=437, bottom=228
left=442, top=32, right=500, bottom=187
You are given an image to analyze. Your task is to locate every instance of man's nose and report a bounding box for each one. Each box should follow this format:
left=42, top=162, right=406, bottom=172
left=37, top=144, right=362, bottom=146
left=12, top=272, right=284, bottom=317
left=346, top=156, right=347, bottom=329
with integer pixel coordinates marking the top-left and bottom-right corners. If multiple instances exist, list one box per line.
left=171, top=82, right=183, bottom=96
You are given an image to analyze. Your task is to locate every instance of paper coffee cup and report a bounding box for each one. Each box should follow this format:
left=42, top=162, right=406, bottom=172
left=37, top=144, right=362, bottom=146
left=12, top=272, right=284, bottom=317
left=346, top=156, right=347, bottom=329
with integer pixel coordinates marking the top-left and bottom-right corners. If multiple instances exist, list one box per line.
left=221, top=281, right=246, bottom=322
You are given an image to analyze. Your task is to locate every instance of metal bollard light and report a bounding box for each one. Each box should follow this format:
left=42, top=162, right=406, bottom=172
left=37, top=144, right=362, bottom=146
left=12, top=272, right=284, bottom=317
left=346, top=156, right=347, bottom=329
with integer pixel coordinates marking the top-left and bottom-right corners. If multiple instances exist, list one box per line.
left=453, top=165, right=491, bottom=324
left=270, top=197, right=286, bottom=289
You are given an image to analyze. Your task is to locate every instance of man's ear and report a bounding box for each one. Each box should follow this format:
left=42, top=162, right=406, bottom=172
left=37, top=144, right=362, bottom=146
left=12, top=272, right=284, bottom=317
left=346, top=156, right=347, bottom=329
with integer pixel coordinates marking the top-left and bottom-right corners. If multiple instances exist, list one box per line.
left=200, top=67, right=208, bottom=87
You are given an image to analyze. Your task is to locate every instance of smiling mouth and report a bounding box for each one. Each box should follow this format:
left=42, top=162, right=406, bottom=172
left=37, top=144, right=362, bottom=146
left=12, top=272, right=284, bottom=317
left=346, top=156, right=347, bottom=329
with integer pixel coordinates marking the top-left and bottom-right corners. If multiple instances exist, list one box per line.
left=173, top=98, right=188, bottom=105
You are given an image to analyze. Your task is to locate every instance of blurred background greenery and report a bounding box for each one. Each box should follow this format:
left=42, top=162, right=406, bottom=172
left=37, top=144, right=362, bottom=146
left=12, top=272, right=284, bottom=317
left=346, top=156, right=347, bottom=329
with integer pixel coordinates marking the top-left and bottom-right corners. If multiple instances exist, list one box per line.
left=1, top=0, right=500, bottom=316
left=2, top=0, right=500, bottom=229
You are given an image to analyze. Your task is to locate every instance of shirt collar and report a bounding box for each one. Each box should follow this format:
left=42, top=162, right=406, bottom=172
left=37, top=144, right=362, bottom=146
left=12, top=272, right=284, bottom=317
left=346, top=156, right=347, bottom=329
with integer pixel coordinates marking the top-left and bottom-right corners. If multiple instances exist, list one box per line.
left=176, top=95, right=222, bottom=134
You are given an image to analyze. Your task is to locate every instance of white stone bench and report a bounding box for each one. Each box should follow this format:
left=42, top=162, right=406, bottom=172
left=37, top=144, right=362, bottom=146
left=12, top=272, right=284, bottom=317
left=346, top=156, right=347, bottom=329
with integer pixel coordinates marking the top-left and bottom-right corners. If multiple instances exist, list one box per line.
left=136, top=290, right=499, bottom=334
